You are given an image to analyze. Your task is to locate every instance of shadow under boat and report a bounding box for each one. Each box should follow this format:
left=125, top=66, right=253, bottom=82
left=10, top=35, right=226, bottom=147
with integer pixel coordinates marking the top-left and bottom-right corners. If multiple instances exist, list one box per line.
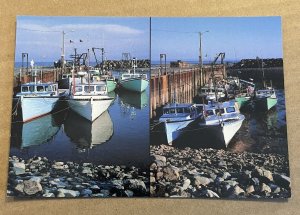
left=63, top=110, right=113, bottom=150
left=10, top=111, right=66, bottom=149
left=117, top=90, right=148, bottom=109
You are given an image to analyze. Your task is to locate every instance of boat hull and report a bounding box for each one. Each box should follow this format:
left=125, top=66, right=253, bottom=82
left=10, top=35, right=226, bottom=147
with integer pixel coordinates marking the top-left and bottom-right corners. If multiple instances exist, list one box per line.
left=255, top=97, right=277, bottom=111
left=197, top=114, right=245, bottom=148
left=68, top=97, right=113, bottom=121
left=106, top=80, right=117, bottom=92
left=235, top=96, right=251, bottom=109
left=119, top=78, right=149, bottom=93
left=164, top=119, right=193, bottom=145
left=19, top=96, right=59, bottom=122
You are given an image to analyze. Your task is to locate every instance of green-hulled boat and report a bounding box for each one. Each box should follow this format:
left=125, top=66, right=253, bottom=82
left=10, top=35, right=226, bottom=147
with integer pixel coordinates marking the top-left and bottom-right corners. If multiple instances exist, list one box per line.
left=93, top=75, right=117, bottom=92
left=235, top=94, right=251, bottom=109
left=255, top=88, right=277, bottom=111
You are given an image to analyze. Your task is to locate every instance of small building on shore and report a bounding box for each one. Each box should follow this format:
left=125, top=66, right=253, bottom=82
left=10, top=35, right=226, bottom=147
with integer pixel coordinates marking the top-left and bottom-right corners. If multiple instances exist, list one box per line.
left=170, top=60, right=190, bottom=68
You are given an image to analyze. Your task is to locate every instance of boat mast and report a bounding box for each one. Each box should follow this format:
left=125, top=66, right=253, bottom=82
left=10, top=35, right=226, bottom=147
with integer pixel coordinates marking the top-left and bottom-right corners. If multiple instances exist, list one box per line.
left=87, top=49, right=90, bottom=93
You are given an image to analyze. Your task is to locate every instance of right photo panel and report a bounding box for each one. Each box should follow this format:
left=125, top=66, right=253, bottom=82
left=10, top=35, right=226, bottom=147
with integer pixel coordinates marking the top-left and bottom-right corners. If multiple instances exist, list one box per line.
left=150, top=17, right=291, bottom=199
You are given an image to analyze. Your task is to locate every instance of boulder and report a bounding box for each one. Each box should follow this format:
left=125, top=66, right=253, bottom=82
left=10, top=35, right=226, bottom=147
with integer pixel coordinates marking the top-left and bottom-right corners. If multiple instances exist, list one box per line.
left=194, top=176, right=211, bottom=187
left=57, top=189, right=80, bottom=197
left=163, top=166, right=180, bottom=181
left=23, top=180, right=42, bottom=195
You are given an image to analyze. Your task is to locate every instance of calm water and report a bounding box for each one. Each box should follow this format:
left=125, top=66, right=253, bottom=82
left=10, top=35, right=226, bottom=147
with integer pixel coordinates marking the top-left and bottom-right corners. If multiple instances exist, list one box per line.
left=150, top=89, right=288, bottom=155
left=10, top=87, right=150, bottom=169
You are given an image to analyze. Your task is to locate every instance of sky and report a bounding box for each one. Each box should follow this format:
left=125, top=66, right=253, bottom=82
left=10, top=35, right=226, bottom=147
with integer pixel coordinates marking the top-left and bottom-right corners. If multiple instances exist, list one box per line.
left=15, top=16, right=150, bottom=62
left=15, top=16, right=282, bottom=63
left=151, top=17, right=283, bottom=62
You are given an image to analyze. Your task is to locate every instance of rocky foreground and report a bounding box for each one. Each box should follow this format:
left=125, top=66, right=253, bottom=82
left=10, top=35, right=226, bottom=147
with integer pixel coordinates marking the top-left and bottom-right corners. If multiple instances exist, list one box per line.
left=150, top=145, right=291, bottom=199
left=7, top=156, right=149, bottom=198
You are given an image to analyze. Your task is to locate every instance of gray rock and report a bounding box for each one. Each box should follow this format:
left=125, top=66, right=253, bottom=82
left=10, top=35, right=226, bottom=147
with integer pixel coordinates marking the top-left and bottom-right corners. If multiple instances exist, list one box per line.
left=205, top=189, right=220, bottom=198
left=218, top=160, right=227, bottom=168
left=100, top=189, right=110, bottom=197
left=125, top=190, right=134, bottom=197
left=57, top=189, right=80, bottom=197
left=14, top=183, right=24, bottom=193
left=82, top=167, right=92, bottom=175
left=152, top=155, right=167, bottom=163
left=23, top=180, right=42, bottom=195
left=246, top=185, right=255, bottom=194
left=194, top=176, right=211, bottom=187
left=124, top=179, right=147, bottom=193
left=181, top=179, right=191, bottom=191
left=81, top=189, right=93, bottom=196
left=12, top=162, right=26, bottom=175
left=261, top=183, right=271, bottom=193
left=43, top=193, right=55, bottom=197
left=224, top=180, right=238, bottom=187
left=163, top=166, right=180, bottom=181
left=230, top=185, right=245, bottom=196
left=253, top=167, right=273, bottom=182
left=221, top=172, right=231, bottom=180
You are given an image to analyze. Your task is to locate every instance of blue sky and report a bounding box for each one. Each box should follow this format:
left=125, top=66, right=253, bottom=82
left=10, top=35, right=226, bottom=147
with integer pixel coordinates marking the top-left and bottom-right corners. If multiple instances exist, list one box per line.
left=15, top=16, right=150, bottom=62
left=151, top=17, right=283, bottom=62
left=15, top=17, right=282, bottom=63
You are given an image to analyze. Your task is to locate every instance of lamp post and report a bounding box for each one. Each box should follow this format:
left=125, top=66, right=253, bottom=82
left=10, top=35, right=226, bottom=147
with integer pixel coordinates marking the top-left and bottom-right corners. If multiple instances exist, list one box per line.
left=199, top=30, right=209, bottom=86
left=61, top=30, right=75, bottom=70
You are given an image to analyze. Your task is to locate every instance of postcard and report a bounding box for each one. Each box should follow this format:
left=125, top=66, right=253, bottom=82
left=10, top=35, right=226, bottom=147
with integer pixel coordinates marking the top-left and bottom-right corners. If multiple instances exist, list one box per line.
left=7, top=16, right=290, bottom=200
left=150, top=17, right=290, bottom=199
left=8, top=16, right=150, bottom=198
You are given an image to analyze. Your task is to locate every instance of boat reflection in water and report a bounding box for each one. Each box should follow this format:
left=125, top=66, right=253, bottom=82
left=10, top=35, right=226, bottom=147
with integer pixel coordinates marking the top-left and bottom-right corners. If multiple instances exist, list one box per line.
left=64, top=110, right=113, bottom=150
left=10, top=113, right=63, bottom=149
left=118, top=90, right=148, bottom=109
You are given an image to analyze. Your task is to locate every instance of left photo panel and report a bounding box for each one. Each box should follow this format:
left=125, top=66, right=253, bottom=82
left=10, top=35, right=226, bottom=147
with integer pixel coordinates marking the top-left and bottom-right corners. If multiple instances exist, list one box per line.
left=8, top=16, right=150, bottom=198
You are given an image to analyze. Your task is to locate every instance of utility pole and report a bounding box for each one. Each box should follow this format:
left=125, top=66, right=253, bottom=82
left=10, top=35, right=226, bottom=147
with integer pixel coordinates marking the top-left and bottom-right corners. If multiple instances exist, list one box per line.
left=199, top=31, right=209, bottom=87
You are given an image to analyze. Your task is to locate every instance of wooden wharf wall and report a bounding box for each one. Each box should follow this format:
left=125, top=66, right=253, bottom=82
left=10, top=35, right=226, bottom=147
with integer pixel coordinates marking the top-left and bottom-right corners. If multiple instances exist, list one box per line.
left=150, top=65, right=226, bottom=119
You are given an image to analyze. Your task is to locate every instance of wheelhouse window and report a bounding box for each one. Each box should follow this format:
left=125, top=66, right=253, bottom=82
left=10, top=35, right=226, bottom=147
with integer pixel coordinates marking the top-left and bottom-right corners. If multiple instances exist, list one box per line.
left=196, top=106, right=203, bottom=113
left=96, top=85, right=106, bottom=92
left=21, top=86, right=29, bottom=92
left=206, top=110, right=214, bottom=116
left=176, top=108, right=184, bottom=113
left=215, top=109, right=225, bottom=115
left=37, top=86, right=44, bottom=92
left=75, top=86, right=83, bottom=92
left=184, top=107, right=191, bottom=113
left=29, top=86, right=34, bottom=92
left=84, top=86, right=95, bottom=92
left=164, top=108, right=176, bottom=114
left=226, top=107, right=236, bottom=113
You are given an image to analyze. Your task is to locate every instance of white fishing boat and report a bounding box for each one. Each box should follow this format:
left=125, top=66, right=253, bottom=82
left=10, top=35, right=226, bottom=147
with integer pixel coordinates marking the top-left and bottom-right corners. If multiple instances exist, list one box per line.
left=159, top=103, right=203, bottom=145
left=119, top=58, right=149, bottom=93
left=199, top=85, right=226, bottom=101
left=13, top=70, right=60, bottom=123
left=68, top=79, right=114, bottom=121
left=255, top=87, right=277, bottom=111
left=197, top=100, right=245, bottom=147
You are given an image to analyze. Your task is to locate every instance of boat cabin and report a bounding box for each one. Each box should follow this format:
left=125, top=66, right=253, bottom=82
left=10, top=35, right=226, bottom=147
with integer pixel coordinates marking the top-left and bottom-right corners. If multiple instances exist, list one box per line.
left=205, top=101, right=239, bottom=117
left=256, top=89, right=276, bottom=98
left=121, top=73, right=147, bottom=80
left=200, top=87, right=225, bottom=94
left=17, top=82, right=58, bottom=97
left=72, top=83, right=108, bottom=96
left=161, top=103, right=198, bottom=118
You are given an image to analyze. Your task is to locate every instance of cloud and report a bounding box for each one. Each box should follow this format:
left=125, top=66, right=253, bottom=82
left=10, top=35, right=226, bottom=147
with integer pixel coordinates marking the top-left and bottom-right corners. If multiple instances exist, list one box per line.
left=18, top=23, right=144, bottom=35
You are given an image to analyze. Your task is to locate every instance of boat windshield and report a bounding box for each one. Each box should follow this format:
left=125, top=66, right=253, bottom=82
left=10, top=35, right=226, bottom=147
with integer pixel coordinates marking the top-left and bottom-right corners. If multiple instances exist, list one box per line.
left=75, top=86, right=83, bottom=92
left=215, top=109, right=225, bottom=115
left=206, top=110, right=214, bottom=116
left=21, top=86, right=34, bottom=92
left=226, top=107, right=236, bottom=113
left=84, top=86, right=95, bottom=92
left=163, top=108, right=176, bottom=114
left=96, top=85, right=106, bottom=92
left=36, top=85, right=44, bottom=92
